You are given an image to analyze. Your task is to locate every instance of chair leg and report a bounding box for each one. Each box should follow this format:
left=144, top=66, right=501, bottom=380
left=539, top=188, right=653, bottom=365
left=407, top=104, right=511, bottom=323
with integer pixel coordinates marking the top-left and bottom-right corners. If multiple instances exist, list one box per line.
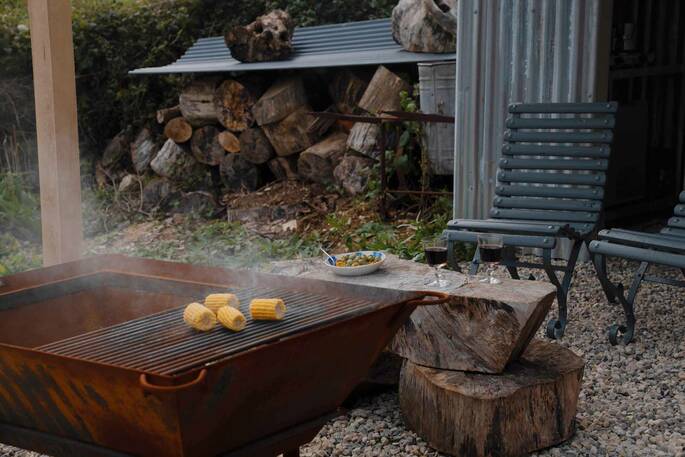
left=588, top=241, right=617, bottom=304
left=607, top=261, right=648, bottom=345
left=542, top=241, right=582, bottom=340
left=503, top=246, right=520, bottom=279
left=469, top=249, right=480, bottom=276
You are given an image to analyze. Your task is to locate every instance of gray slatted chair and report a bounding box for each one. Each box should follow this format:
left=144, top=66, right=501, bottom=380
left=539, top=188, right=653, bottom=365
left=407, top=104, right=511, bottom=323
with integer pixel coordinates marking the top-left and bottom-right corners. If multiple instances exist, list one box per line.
left=445, top=102, right=618, bottom=340
left=589, top=191, right=685, bottom=345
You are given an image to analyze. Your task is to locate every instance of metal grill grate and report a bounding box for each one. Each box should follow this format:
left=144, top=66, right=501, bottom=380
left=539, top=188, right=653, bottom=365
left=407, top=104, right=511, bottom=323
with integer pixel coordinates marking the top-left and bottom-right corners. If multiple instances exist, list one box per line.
left=37, top=285, right=393, bottom=376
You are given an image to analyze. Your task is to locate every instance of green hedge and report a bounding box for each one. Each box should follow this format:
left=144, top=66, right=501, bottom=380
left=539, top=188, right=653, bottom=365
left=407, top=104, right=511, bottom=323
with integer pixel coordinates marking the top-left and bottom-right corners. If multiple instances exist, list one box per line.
left=0, top=0, right=395, bottom=159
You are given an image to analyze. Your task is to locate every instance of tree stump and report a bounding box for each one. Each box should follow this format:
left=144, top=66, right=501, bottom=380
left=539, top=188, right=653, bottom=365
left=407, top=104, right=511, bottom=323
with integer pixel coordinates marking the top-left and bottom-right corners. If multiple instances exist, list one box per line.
left=391, top=0, right=457, bottom=53
left=253, top=76, right=307, bottom=126
left=390, top=282, right=555, bottom=374
left=190, top=126, right=226, bottom=166
left=333, top=154, right=375, bottom=196
left=298, top=132, right=348, bottom=184
left=130, top=127, right=158, bottom=174
left=164, top=117, right=193, bottom=144
left=268, top=157, right=298, bottom=181
left=179, top=78, right=220, bottom=127
left=399, top=340, right=585, bottom=457
left=213, top=79, right=259, bottom=132
left=219, top=153, right=260, bottom=192
left=262, top=105, right=318, bottom=156
left=218, top=131, right=241, bottom=153
left=224, top=10, right=295, bottom=63
left=239, top=128, right=274, bottom=164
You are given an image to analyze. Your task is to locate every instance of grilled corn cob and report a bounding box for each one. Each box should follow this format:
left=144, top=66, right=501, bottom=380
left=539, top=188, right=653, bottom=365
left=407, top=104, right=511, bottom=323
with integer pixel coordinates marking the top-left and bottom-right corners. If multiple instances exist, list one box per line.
left=250, top=298, right=286, bottom=320
left=183, top=302, right=217, bottom=331
left=217, top=306, right=246, bottom=332
left=204, top=293, right=240, bottom=315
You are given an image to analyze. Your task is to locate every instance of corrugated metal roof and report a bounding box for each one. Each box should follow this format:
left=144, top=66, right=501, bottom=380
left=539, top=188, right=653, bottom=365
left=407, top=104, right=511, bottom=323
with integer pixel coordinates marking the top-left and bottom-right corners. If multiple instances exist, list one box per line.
left=130, top=18, right=454, bottom=75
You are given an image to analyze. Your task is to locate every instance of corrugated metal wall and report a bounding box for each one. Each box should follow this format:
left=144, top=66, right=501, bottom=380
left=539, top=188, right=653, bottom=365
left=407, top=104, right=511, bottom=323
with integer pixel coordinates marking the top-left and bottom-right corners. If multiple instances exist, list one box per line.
left=453, top=0, right=611, bottom=219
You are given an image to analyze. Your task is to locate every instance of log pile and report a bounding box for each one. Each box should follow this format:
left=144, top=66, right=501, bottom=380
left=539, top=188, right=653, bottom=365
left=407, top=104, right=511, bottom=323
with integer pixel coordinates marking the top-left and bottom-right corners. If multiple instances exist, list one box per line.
left=96, top=64, right=411, bottom=213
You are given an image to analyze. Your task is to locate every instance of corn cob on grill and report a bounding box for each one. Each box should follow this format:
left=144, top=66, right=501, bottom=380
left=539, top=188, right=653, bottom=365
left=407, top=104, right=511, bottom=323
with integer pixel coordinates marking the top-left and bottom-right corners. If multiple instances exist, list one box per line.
left=217, top=306, right=246, bottom=332
left=183, top=302, right=217, bottom=331
left=250, top=299, right=286, bottom=320
left=204, top=293, right=240, bottom=315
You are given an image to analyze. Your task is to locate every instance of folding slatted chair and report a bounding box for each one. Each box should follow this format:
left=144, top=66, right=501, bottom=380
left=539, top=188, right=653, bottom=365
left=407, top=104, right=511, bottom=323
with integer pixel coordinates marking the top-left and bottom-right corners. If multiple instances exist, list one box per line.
left=445, top=102, right=618, bottom=340
left=589, top=191, right=685, bottom=345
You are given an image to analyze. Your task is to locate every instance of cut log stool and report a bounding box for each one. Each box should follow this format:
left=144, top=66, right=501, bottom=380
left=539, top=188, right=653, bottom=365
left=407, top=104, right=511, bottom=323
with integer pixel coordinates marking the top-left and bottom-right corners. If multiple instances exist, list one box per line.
left=399, top=340, right=585, bottom=457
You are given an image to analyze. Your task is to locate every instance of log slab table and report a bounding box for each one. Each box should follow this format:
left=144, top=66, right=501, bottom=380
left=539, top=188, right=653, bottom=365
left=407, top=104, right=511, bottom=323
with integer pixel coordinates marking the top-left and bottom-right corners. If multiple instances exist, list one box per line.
left=400, top=340, right=585, bottom=457
left=267, top=255, right=556, bottom=375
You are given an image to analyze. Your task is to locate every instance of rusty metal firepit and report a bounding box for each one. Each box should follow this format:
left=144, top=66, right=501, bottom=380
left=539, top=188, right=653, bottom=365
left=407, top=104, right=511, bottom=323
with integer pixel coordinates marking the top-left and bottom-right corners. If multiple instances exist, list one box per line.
left=0, top=255, right=446, bottom=457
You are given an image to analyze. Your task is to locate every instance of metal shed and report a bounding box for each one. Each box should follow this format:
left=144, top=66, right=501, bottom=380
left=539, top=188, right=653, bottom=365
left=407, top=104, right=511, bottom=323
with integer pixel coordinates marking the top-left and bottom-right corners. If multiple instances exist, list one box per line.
left=453, top=0, right=685, bottom=223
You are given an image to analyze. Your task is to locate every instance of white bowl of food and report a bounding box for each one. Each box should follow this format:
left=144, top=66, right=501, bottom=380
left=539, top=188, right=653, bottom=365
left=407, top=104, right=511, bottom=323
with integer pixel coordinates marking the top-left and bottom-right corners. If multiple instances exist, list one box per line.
left=323, top=251, right=386, bottom=276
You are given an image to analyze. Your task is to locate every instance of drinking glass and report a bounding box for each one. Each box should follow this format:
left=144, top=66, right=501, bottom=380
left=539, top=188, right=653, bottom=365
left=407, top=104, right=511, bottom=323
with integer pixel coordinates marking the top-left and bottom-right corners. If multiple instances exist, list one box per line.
left=477, top=234, right=503, bottom=284
left=423, top=237, right=450, bottom=288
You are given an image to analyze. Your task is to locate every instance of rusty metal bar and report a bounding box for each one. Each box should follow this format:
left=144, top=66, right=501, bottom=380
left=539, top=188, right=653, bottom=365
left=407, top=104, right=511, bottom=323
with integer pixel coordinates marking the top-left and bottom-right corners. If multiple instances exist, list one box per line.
left=378, top=110, right=455, bottom=123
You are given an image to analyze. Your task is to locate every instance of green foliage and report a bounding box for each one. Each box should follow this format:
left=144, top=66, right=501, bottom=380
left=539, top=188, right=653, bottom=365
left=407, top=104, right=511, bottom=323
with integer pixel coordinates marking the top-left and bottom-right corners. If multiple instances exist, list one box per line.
left=0, top=0, right=397, bottom=160
left=0, top=172, right=40, bottom=241
left=0, top=232, right=41, bottom=275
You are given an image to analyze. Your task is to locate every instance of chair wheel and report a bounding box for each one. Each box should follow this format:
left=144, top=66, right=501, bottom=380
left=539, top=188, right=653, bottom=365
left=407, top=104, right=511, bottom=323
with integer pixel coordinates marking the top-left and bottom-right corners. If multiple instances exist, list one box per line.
left=546, top=318, right=564, bottom=340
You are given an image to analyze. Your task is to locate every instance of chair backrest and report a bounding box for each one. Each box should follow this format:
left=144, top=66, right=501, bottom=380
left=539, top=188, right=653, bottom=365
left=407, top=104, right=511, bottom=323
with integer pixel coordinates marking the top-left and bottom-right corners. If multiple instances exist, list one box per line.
left=492, top=102, right=618, bottom=234
left=662, top=191, right=685, bottom=238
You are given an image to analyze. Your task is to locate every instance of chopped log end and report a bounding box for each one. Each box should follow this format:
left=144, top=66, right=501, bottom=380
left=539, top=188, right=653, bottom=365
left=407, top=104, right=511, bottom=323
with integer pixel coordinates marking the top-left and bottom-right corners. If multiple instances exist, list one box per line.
left=130, top=127, right=158, bottom=174
left=239, top=128, right=274, bottom=164
left=358, top=66, right=411, bottom=114
left=253, top=76, right=307, bottom=126
left=262, top=105, right=318, bottom=156
left=298, top=132, right=348, bottom=184
left=151, top=139, right=209, bottom=190
left=399, top=340, right=584, bottom=457
left=179, top=78, right=220, bottom=127
left=214, top=80, right=257, bottom=132
left=164, top=117, right=193, bottom=144
left=218, top=131, right=241, bottom=153
left=190, top=126, right=226, bottom=166
left=347, top=122, right=380, bottom=159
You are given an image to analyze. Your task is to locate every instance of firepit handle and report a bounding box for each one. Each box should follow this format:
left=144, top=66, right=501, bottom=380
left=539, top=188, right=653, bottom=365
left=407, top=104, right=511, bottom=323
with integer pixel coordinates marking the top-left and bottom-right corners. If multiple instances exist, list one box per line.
left=139, top=369, right=207, bottom=393
left=406, top=291, right=450, bottom=307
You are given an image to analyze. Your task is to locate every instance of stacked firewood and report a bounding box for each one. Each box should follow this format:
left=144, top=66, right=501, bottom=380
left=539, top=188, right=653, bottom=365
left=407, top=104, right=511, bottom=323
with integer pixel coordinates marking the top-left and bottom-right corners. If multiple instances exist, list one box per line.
left=96, top=66, right=410, bottom=213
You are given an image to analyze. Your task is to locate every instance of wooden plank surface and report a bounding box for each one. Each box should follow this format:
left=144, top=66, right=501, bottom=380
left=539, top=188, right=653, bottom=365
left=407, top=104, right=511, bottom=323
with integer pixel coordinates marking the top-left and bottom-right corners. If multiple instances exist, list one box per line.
left=267, top=255, right=556, bottom=374
left=28, top=0, right=83, bottom=265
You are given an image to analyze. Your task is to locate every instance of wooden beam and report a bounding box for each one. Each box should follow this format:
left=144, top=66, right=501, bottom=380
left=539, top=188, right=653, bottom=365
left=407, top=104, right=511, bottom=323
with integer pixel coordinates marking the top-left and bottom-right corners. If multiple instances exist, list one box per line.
left=28, top=0, right=83, bottom=266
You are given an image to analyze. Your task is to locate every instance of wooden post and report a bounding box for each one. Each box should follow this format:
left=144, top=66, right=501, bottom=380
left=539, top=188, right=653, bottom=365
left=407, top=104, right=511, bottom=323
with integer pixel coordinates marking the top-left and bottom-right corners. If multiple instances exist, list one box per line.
left=28, top=0, right=83, bottom=266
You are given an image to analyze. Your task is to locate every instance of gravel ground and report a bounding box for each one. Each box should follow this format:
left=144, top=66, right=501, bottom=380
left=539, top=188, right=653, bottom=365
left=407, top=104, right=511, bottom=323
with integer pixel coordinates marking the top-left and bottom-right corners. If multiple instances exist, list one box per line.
left=1, top=258, right=684, bottom=456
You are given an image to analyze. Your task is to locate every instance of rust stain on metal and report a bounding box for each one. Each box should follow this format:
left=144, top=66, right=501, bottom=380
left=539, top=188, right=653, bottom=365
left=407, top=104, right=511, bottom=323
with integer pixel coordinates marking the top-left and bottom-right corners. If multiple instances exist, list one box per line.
left=0, top=255, right=427, bottom=456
